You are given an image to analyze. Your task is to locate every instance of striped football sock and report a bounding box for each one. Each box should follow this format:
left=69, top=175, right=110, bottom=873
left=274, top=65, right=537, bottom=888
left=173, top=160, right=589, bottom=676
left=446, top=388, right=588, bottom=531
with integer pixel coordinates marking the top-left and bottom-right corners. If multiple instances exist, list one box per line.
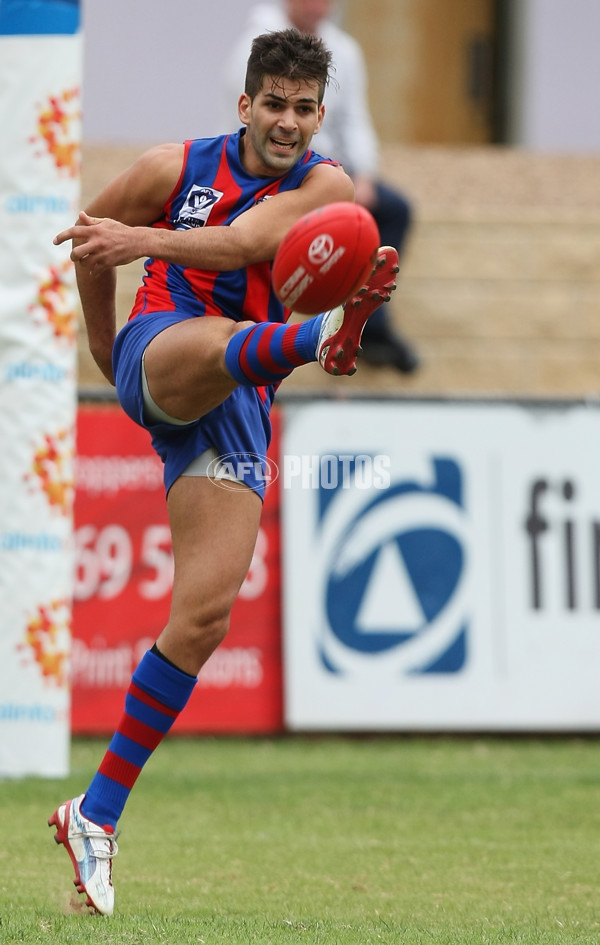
left=224, top=316, right=325, bottom=386
left=80, top=648, right=196, bottom=829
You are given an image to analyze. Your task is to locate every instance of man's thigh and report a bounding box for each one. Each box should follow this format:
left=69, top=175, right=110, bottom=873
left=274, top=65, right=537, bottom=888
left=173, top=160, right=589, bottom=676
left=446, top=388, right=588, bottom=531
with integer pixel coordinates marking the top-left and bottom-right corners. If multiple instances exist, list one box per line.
left=143, top=316, right=247, bottom=422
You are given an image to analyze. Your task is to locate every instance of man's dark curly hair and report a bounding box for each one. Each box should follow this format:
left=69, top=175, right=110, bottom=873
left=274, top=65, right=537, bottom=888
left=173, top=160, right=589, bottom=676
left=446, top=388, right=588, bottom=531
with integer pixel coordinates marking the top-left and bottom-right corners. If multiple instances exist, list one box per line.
left=244, top=28, right=334, bottom=104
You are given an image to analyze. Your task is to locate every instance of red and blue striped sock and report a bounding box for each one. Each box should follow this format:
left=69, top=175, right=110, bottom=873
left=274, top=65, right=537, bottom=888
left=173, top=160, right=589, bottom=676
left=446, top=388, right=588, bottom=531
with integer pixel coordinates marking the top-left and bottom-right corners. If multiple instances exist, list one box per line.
left=224, top=316, right=325, bottom=386
left=80, top=648, right=196, bottom=829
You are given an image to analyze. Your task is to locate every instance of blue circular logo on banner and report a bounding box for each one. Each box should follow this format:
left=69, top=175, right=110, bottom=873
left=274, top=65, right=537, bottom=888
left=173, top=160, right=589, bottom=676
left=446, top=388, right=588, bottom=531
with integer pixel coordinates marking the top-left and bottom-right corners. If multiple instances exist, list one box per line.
left=316, top=458, right=470, bottom=675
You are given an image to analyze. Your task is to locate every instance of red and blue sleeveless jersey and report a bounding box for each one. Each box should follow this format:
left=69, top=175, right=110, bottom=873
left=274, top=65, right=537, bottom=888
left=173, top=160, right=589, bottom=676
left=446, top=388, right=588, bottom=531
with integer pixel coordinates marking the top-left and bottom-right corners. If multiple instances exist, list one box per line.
left=129, top=129, right=336, bottom=325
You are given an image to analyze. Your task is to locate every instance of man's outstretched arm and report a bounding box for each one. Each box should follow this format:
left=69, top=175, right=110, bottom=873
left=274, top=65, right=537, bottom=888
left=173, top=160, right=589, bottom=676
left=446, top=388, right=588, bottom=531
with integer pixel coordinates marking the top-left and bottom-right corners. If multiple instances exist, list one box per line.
left=55, top=161, right=354, bottom=273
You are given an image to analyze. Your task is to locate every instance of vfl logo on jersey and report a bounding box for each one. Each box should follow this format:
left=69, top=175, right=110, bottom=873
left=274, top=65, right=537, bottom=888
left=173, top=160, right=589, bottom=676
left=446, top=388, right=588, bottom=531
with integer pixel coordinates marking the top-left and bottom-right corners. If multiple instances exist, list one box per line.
left=176, top=185, right=224, bottom=228
left=314, top=457, right=470, bottom=676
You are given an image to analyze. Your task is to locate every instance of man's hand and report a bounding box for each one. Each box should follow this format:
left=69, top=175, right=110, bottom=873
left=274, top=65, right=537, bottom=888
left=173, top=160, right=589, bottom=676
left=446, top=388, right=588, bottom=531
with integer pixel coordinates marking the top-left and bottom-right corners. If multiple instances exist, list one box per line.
left=54, top=210, right=146, bottom=270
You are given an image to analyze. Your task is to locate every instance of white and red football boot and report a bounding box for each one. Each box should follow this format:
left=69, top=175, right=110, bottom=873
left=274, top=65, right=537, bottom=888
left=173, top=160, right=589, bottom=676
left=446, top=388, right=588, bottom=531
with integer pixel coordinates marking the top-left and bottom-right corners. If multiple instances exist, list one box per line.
left=317, top=246, right=399, bottom=376
left=49, top=795, right=118, bottom=916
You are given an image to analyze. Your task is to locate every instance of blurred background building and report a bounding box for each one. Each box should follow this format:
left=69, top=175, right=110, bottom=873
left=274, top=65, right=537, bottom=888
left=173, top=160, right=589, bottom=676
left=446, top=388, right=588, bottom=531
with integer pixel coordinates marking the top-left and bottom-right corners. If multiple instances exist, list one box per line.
left=76, top=0, right=600, bottom=398
left=80, top=0, right=600, bottom=151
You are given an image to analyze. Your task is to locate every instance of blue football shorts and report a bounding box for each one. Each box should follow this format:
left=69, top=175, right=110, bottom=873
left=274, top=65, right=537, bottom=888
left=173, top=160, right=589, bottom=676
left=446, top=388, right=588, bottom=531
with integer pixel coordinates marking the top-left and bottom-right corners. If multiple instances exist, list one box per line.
left=112, top=311, right=273, bottom=499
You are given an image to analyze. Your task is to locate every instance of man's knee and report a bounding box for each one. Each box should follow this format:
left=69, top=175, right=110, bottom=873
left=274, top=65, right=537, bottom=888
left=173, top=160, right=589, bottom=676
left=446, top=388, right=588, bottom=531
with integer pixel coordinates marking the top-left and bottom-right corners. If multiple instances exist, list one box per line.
left=191, top=607, right=230, bottom=652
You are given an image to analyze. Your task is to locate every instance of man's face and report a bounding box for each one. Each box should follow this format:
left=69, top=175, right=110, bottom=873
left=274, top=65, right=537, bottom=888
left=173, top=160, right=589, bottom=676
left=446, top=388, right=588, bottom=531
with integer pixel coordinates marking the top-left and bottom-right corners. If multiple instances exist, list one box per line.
left=286, top=0, right=334, bottom=34
left=239, top=75, right=325, bottom=177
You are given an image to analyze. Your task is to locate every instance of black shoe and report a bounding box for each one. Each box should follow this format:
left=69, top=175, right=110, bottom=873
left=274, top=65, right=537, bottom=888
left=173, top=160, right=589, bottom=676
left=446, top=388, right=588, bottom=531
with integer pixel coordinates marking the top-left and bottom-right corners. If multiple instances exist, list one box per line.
left=360, top=328, right=420, bottom=374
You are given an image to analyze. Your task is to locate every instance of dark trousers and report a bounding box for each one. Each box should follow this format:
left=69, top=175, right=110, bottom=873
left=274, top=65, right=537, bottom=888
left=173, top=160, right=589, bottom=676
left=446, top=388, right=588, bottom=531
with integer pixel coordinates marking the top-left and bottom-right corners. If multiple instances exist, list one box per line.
left=363, top=180, right=412, bottom=334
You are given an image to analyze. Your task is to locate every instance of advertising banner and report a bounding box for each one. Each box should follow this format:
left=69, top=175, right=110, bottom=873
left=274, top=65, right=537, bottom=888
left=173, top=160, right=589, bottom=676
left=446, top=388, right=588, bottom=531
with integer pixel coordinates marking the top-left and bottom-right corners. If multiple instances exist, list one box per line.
left=282, top=400, right=600, bottom=731
left=0, top=1, right=81, bottom=777
left=72, top=404, right=283, bottom=734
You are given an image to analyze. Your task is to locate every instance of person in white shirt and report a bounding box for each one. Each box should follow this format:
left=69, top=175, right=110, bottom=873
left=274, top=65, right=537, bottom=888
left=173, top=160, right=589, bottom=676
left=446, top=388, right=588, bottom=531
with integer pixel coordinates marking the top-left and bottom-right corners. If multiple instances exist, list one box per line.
left=222, top=0, right=419, bottom=374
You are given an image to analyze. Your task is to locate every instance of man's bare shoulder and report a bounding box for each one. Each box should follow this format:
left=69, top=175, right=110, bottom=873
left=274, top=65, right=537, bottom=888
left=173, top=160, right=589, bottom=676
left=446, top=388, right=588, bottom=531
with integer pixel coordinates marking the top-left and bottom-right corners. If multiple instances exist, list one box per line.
left=122, top=144, right=186, bottom=214
left=303, top=160, right=355, bottom=202
left=87, top=143, right=187, bottom=224
left=130, top=142, right=185, bottom=176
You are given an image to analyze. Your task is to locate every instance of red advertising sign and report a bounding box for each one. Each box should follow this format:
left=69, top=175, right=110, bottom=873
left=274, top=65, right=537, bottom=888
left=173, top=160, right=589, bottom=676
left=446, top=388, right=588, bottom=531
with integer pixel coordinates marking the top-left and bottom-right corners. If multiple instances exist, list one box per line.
left=72, top=403, right=283, bottom=734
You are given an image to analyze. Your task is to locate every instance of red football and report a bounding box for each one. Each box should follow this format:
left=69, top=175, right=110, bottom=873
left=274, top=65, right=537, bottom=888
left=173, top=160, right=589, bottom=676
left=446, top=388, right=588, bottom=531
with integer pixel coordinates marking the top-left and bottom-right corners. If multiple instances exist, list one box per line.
left=272, top=202, right=380, bottom=314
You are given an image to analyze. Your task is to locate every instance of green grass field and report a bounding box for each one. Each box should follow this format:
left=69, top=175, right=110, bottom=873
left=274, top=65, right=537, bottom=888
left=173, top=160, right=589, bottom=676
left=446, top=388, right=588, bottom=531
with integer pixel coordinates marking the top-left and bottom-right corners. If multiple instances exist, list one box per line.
left=1, top=735, right=598, bottom=944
